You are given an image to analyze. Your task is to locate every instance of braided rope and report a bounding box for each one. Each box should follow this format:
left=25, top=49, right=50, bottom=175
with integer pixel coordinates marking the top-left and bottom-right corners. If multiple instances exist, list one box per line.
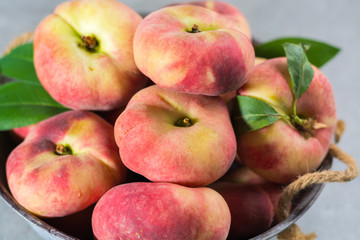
left=277, top=121, right=358, bottom=240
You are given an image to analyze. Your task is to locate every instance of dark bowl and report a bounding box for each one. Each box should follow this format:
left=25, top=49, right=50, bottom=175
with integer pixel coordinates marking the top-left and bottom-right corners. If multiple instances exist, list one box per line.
left=0, top=130, right=332, bottom=240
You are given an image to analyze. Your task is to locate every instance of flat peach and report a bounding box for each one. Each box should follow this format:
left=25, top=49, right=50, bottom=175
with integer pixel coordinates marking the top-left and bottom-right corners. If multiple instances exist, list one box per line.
left=114, top=85, right=236, bottom=187
left=6, top=110, right=126, bottom=217
left=133, top=5, right=255, bottom=96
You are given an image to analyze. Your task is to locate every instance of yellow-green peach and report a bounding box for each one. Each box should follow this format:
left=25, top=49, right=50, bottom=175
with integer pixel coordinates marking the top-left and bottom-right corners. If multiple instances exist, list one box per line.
left=6, top=110, right=127, bottom=217
left=236, top=58, right=337, bottom=184
left=114, top=85, right=237, bottom=187
left=133, top=5, right=255, bottom=96
left=92, top=182, right=231, bottom=240
left=34, top=0, right=148, bottom=110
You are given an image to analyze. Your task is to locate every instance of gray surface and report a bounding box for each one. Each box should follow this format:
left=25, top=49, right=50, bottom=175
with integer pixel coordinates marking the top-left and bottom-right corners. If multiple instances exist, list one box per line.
left=1, top=0, right=360, bottom=239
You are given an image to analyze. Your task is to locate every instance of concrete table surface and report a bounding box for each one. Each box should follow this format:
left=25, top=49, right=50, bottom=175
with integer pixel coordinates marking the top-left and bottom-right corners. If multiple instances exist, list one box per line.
left=1, top=1, right=359, bottom=239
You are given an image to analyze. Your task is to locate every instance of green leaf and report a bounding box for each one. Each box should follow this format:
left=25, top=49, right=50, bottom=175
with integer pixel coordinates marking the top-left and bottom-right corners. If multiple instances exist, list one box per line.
left=0, top=42, right=39, bottom=83
left=254, top=37, right=340, bottom=68
left=283, top=43, right=314, bottom=100
left=233, top=95, right=280, bottom=133
left=0, top=81, right=68, bottom=131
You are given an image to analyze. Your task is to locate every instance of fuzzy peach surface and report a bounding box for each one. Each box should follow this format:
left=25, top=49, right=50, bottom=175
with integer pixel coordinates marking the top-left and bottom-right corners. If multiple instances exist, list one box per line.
left=133, top=5, right=254, bottom=96
left=115, top=85, right=237, bottom=187
left=236, top=58, right=337, bottom=184
left=6, top=111, right=126, bottom=217
left=92, top=182, right=231, bottom=240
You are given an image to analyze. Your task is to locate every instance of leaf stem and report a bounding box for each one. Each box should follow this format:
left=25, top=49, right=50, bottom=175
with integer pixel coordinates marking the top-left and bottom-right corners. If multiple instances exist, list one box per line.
left=293, top=99, right=297, bottom=116
left=291, top=98, right=305, bottom=125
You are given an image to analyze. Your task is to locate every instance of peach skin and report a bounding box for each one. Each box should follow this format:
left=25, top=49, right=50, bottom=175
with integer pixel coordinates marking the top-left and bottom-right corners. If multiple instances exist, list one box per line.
left=114, top=85, right=237, bottom=187
left=133, top=5, right=255, bottom=96
left=92, top=182, right=231, bottom=240
left=6, top=110, right=127, bottom=217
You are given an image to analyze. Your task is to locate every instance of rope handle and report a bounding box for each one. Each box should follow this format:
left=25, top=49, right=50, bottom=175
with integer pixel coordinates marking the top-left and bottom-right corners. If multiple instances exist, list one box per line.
left=277, top=120, right=359, bottom=240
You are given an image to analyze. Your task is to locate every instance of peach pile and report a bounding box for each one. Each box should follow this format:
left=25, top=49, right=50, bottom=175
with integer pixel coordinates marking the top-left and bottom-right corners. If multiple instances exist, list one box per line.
left=4, top=0, right=337, bottom=239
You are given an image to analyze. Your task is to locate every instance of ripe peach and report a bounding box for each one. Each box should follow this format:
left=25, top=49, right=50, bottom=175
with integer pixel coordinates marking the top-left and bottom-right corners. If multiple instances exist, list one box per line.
left=236, top=58, right=337, bottom=183
left=34, top=0, right=148, bottom=110
left=92, top=182, right=231, bottom=240
left=114, top=85, right=236, bottom=187
left=6, top=110, right=126, bottom=217
left=133, top=5, right=255, bottom=96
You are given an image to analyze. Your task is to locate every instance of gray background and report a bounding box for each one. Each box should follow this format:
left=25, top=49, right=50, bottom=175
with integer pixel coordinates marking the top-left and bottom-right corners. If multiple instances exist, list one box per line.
left=1, top=0, right=359, bottom=239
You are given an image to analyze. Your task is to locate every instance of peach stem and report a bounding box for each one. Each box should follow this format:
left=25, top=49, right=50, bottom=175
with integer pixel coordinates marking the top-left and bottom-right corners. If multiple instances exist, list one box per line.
left=189, top=24, right=201, bottom=33
left=175, top=117, right=193, bottom=127
left=55, top=144, right=72, bottom=155
left=79, top=35, right=97, bottom=50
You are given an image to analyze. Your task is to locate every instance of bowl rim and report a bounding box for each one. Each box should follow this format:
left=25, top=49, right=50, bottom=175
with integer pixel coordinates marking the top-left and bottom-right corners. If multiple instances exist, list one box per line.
left=0, top=183, right=78, bottom=240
